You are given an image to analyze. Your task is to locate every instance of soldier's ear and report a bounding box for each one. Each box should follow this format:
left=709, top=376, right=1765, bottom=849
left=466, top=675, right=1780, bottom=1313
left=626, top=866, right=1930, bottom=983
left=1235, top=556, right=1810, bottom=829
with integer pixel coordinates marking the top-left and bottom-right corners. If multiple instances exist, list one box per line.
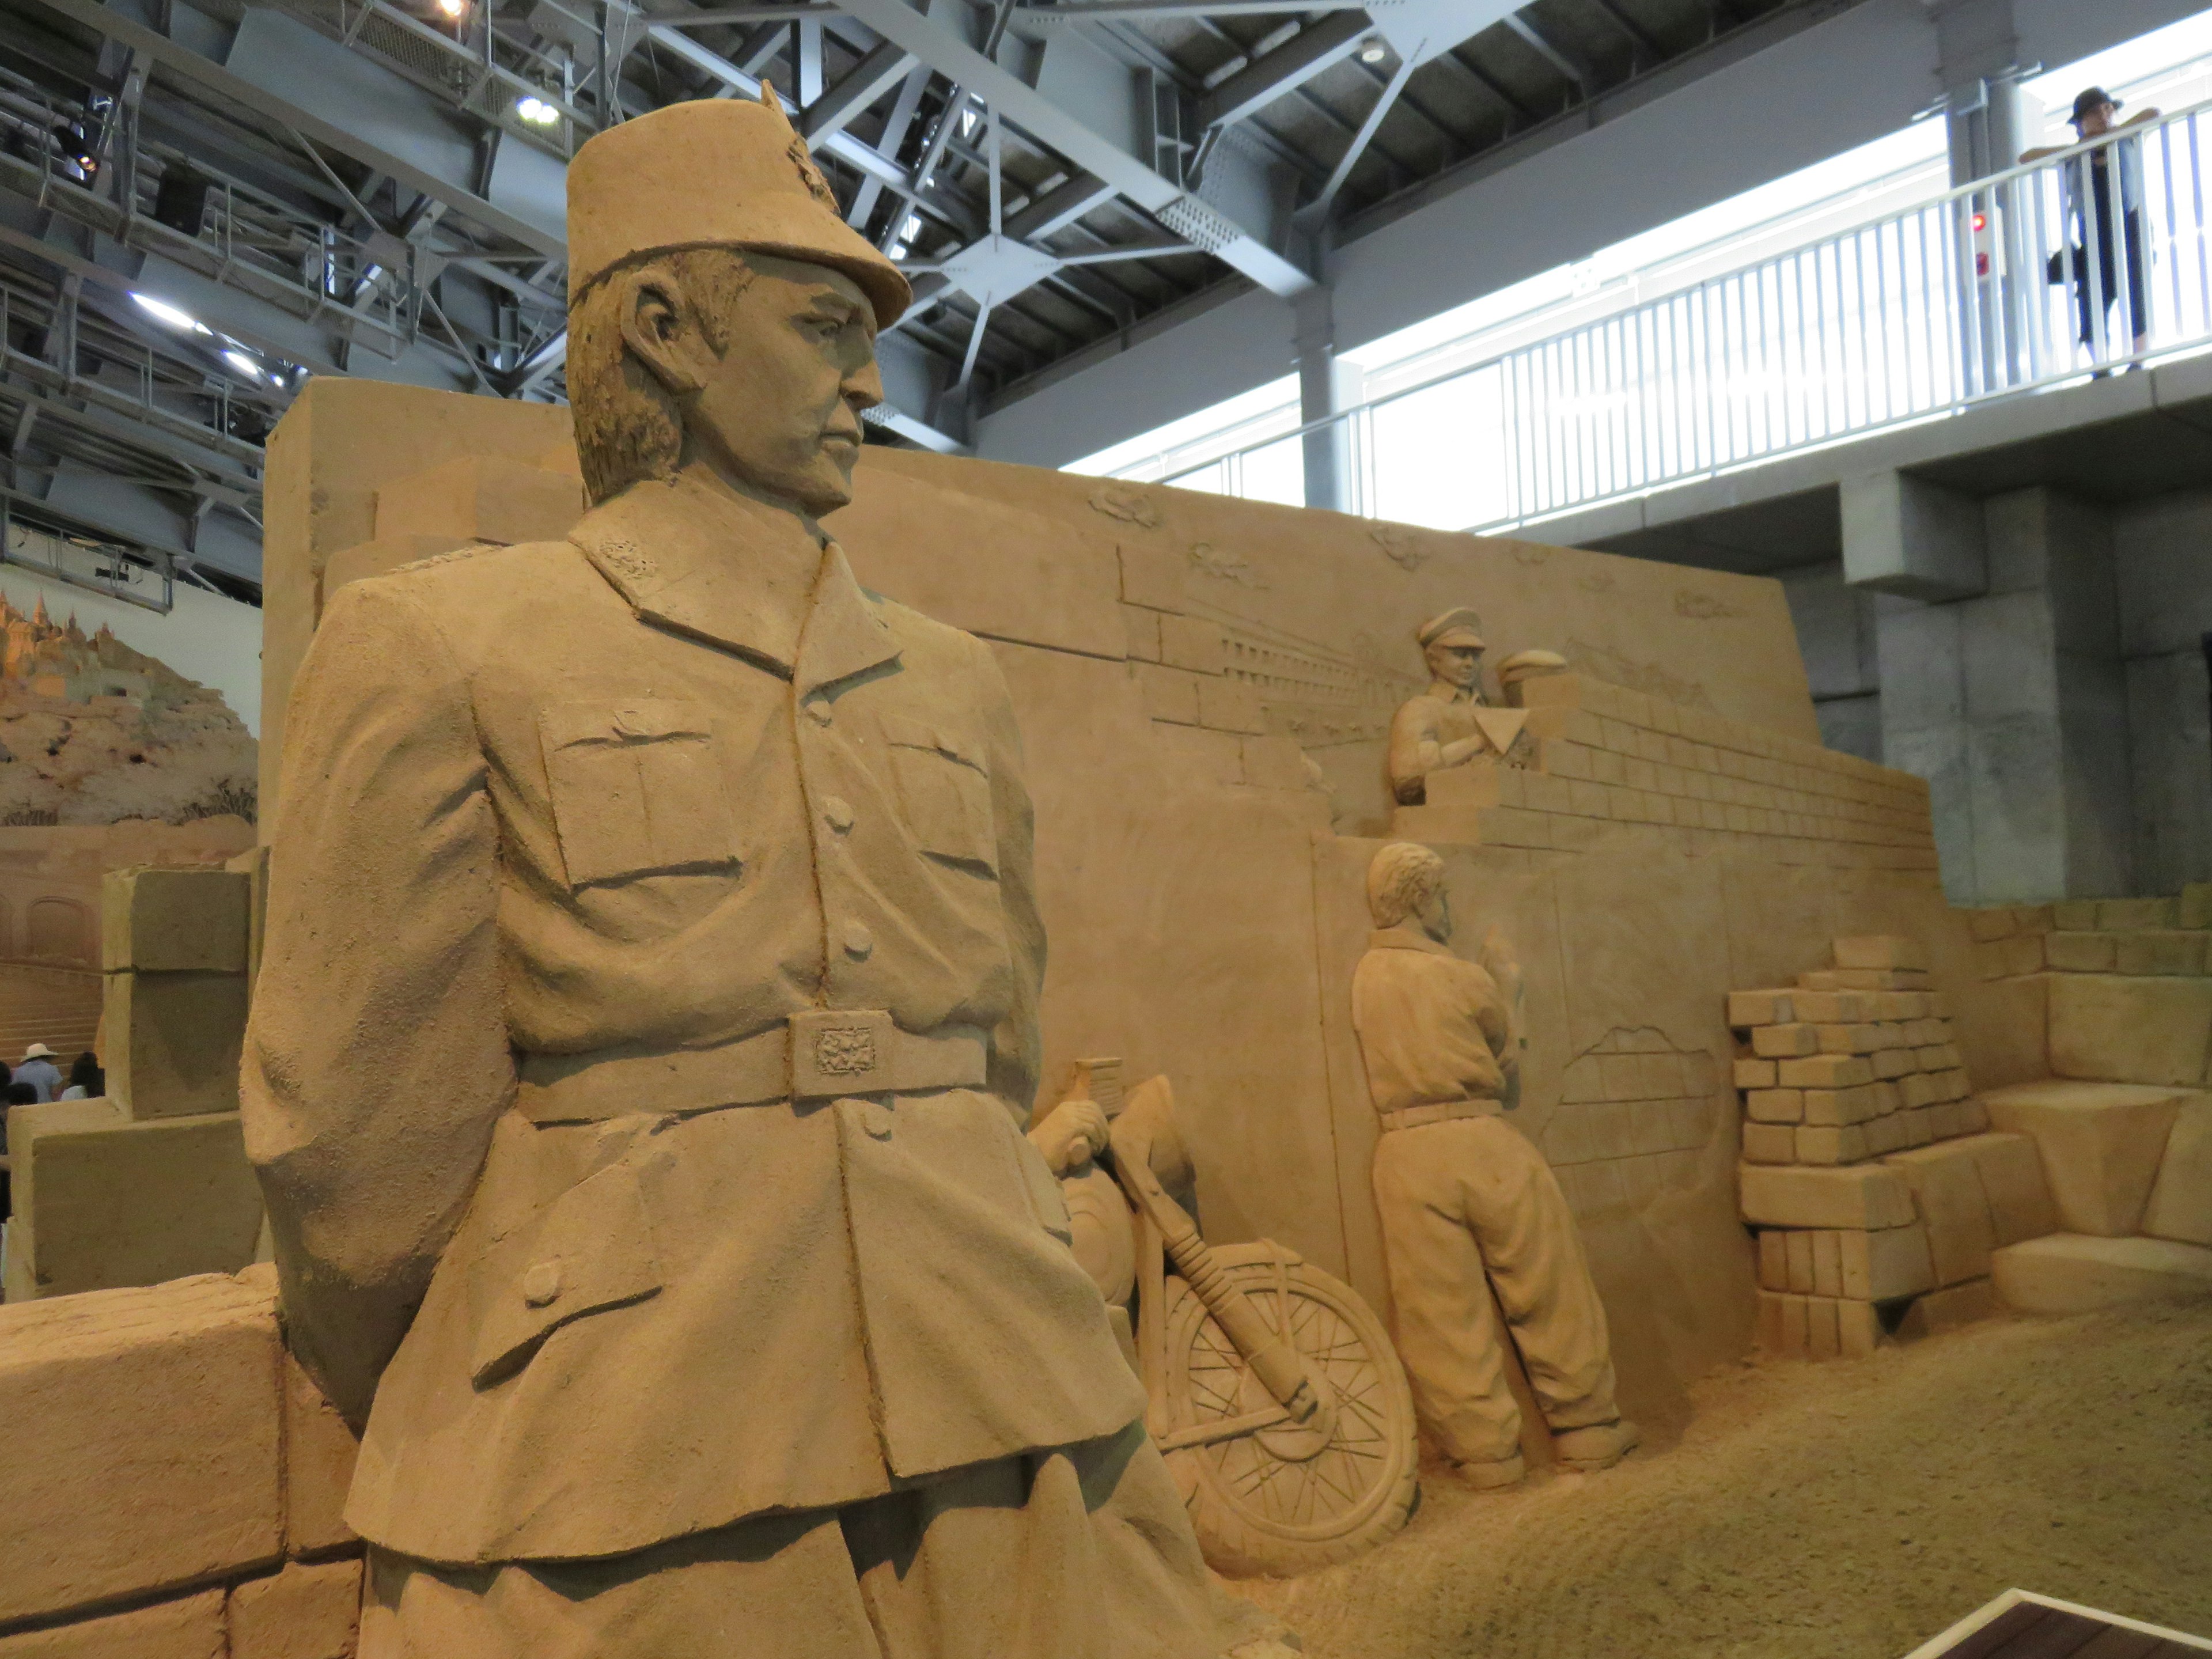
left=619, top=264, right=715, bottom=399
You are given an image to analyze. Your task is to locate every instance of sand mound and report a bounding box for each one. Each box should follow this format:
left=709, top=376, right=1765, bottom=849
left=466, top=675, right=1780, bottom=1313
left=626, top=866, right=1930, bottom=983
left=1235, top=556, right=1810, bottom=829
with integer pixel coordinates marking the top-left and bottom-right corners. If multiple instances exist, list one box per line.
left=1233, top=1304, right=2212, bottom=1658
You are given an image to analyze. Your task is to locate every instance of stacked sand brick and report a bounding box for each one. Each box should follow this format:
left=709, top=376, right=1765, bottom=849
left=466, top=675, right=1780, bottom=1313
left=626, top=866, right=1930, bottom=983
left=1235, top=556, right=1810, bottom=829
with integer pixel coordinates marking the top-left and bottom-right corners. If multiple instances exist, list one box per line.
left=1730, top=934, right=2062, bottom=1358
left=1730, top=935, right=1982, bottom=1168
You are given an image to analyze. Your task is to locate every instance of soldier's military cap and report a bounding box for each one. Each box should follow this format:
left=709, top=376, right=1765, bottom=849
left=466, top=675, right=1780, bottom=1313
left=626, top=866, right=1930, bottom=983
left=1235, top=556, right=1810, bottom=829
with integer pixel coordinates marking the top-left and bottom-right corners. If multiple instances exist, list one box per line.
left=1415, top=607, right=1487, bottom=650
left=567, top=87, right=911, bottom=329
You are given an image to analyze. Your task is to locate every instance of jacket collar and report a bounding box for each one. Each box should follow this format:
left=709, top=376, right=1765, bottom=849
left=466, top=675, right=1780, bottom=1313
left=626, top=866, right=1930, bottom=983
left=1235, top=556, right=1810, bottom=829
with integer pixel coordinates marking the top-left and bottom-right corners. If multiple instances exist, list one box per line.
left=571, top=471, right=898, bottom=692
left=1368, top=924, right=1456, bottom=957
left=1426, top=679, right=1479, bottom=706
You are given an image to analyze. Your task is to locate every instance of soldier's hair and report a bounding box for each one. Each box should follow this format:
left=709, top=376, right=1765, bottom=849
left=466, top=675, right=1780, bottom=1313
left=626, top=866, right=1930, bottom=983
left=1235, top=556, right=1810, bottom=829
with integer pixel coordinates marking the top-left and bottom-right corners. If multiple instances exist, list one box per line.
left=569, top=248, right=762, bottom=504
left=1366, top=841, right=1445, bottom=928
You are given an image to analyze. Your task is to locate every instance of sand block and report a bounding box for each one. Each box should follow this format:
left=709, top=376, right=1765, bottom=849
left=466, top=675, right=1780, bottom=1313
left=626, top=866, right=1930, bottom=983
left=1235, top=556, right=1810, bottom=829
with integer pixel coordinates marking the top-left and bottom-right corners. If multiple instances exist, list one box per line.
left=1796, top=1124, right=1869, bottom=1165
left=281, top=1351, right=361, bottom=1557
left=1883, top=1141, right=1997, bottom=1286
left=2114, top=931, right=2207, bottom=978
left=2048, top=974, right=2212, bottom=1089
left=374, top=453, right=584, bottom=547
left=0, top=1589, right=226, bottom=1658
left=1805, top=1296, right=1840, bottom=1358
left=1728, top=990, right=1793, bottom=1028
left=1779, top=1054, right=1872, bottom=1089
left=1743, top=1122, right=1796, bottom=1163
left=1785, top=1230, right=1815, bottom=1294
left=100, top=867, right=251, bottom=975
left=2143, top=1098, right=2212, bottom=1248
left=2046, top=931, right=2116, bottom=973
left=1834, top=935, right=1928, bottom=972
left=1803, top=1085, right=1877, bottom=1127
left=1837, top=1297, right=1881, bottom=1357
left=1756, top=1230, right=1787, bottom=1290
left=103, top=971, right=250, bottom=1120
left=1897, top=1277, right=1995, bottom=1336
left=1983, top=1081, right=2191, bottom=1237
left=1752, top=1024, right=1817, bottom=1058
left=1740, top=1162, right=1915, bottom=1230
left=0, top=1275, right=281, bottom=1623
left=1838, top=1223, right=1936, bottom=1301
left=11, top=1111, right=263, bottom=1298
left=227, top=1559, right=363, bottom=1659
left=1953, top=1131, right=2059, bottom=1246
left=1746, top=1088, right=1804, bottom=1123
left=2184, top=882, right=2212, bottom=930
left=2096, top=897, right=2180, bottom=931
left=1991, top=1233, right=2212, bottom=1315
left=1810, top=1229, right=1843, bottom=1298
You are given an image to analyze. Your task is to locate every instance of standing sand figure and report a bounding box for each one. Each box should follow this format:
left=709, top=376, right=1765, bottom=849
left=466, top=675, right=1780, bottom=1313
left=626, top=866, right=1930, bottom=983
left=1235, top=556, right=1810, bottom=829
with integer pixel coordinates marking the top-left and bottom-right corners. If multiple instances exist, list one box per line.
left=244, top=89, right=1290, bottom=1659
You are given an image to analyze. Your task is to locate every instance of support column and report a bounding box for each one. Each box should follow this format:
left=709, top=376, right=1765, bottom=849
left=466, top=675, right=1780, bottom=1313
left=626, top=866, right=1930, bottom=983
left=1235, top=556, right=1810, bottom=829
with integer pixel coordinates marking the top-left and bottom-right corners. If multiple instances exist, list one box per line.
left=1293, top=283, right=1361, bottom=513
left=1851, top=472, right=2131, bottom=903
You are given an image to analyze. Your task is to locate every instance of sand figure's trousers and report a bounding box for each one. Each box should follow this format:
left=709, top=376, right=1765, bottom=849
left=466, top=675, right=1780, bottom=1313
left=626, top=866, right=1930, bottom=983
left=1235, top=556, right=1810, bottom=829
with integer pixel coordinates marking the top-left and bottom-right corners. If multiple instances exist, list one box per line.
left=358, top=1419, right=1279, bottom=1659
left=1370, top=1114, right=1619, bottom=1465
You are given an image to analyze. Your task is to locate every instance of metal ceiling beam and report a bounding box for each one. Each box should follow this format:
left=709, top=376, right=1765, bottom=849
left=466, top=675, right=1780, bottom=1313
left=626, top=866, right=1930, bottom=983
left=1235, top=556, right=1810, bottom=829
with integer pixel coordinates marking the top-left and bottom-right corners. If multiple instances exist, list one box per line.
left=837, top=0, right=1313, bottom=296
left=1021, top=0, right=1365, bottom=18
left=802, top=39, right=912, bottom=139
left=28, top=0, right=566, bottom=259
left=1196, top=12, right=1372, bottom=130
left=1499, top=13, right=1593, bottom=90
left=1294, top=48, right=1414, bottom=225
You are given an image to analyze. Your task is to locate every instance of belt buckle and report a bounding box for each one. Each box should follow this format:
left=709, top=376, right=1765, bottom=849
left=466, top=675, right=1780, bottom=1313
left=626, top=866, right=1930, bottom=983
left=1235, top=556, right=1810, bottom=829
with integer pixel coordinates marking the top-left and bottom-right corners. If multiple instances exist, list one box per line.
left=790, top=1008, right=894, bottom=1100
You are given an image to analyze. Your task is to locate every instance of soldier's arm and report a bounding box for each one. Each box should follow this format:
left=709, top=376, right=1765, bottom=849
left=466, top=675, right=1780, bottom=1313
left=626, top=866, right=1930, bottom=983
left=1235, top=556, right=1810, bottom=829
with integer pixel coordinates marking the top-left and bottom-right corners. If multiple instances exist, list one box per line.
left=241, top=577, right=513, bottom=1429
left=976, top=638, right=1045, bottom=1127
left=1386, top=703, right=1433, bottom=804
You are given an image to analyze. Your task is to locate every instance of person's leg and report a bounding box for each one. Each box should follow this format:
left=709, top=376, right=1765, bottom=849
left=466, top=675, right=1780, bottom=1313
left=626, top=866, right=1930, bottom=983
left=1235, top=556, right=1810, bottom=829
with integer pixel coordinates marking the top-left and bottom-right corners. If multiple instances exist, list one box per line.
left=839, top=1423, right=1289, bottom=1659
left=1370, top=1124, right=1525, bottom=1475
left=2124, top=209, right=2150, bottom=355
left=358, top=1512, right=880, bottom=1659
left=1454, top=1118, right=1621, bottom=1438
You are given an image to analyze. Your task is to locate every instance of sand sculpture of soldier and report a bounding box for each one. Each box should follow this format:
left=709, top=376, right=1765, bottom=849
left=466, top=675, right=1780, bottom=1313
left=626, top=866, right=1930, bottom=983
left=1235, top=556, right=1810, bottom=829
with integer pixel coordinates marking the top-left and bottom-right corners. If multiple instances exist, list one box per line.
left=1350, top=841, right=1638, bottom=1489
left=1387, top=608, right=1551, bottom=805
left=243, top=92, right=1289, bottom=1659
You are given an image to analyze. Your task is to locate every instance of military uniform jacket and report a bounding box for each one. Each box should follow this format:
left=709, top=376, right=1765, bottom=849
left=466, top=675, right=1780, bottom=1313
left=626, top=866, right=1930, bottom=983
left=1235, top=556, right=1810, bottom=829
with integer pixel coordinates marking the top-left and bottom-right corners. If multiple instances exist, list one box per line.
left=242, top=471, right=1146, bottom=1567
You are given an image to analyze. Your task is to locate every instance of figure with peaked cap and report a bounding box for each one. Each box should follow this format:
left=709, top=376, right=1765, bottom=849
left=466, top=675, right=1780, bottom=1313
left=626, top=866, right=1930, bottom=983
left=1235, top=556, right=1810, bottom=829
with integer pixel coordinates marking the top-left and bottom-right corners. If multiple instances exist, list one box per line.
left=1387, top=607, right=1536, bottom=805
left=243, top=89, right=1290, bottom=1659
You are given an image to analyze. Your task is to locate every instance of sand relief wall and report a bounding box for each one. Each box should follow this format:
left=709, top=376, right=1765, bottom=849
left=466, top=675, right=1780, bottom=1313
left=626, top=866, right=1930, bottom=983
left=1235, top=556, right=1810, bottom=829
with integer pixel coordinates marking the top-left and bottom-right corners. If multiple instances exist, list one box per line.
left=246, top=381, right=1987, bottom=1444
left=0, top=375, right=2150, bottom=1656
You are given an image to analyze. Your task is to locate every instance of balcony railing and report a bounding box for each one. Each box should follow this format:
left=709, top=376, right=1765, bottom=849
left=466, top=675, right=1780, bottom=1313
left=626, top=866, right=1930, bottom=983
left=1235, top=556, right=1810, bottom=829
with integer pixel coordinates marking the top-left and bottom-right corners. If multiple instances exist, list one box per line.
left=1131, top=100, right=2212, bottom=533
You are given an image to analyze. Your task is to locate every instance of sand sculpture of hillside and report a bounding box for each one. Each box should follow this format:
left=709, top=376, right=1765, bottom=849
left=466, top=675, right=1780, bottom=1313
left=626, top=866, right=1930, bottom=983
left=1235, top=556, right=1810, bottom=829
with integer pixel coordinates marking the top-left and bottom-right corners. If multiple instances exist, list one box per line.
left=0, top=589, right=256, bottom=827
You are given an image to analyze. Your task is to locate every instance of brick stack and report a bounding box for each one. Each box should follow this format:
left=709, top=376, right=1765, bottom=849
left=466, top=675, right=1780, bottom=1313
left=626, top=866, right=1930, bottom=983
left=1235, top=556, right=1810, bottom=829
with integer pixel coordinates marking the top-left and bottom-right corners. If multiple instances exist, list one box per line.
left=1729, top=935, right=2061, bottom=1358
left=1729, top=935, right=1983, bottom=1168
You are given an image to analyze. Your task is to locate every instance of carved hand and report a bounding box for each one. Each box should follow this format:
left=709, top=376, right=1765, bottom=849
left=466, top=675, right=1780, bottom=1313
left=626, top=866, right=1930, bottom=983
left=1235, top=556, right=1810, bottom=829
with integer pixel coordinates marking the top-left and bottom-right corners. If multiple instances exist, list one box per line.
left=1030, top=1098, right=1111, bottom=1175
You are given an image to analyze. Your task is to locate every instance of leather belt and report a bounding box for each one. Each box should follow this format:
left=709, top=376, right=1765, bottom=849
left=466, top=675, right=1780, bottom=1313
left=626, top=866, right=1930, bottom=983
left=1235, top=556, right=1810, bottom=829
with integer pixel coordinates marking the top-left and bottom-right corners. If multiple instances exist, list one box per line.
left=517, top=1010, right=987, bottom=1125
left=1377, top=1099, right=1505, bottom=1133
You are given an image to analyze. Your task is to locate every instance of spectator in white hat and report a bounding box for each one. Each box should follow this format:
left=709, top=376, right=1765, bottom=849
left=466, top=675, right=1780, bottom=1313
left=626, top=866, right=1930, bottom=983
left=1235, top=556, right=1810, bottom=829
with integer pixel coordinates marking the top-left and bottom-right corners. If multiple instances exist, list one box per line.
left=16, top=1044, right=62, bottom=1103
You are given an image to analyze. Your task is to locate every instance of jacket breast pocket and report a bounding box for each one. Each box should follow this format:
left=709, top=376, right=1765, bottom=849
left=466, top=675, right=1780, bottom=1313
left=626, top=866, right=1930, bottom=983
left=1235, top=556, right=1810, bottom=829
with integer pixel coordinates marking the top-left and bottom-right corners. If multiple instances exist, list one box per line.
left=883, top=715, right=996, bottom=874
left=468, top=1160, right=662, bottom=1388
left=539, top=700, right=739, bottom=888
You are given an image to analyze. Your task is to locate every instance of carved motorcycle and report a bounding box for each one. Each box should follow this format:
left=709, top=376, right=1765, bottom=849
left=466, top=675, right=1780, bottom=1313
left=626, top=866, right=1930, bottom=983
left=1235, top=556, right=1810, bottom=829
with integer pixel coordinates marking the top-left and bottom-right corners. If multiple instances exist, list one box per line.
left=1048, top=1067, right=1418, bottom=1578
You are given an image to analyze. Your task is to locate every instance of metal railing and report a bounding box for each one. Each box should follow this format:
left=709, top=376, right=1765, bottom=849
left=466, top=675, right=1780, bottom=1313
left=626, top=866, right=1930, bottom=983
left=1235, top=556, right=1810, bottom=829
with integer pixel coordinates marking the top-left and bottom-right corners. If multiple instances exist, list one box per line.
left=1132, top=100, right=2212, bottom=533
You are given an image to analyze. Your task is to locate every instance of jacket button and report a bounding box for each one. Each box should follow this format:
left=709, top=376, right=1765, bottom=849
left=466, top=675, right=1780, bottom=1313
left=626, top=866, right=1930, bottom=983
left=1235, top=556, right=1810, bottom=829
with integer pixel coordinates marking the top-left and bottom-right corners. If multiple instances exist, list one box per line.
left=822, top=796, right=855, bottom=833
left=842, top=921, right=873, bottom=959
left=805, top=698, right=834, bottom=727
left=862, top=1099, right=894, bottom=1139
left=521, top=1260, right=562, bottom=1307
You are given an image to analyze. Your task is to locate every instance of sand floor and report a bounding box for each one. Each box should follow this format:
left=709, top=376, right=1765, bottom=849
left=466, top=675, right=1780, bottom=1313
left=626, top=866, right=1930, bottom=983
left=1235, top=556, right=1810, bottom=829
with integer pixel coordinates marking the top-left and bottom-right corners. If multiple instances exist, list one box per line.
left=1230, top=1302, right=2212, bottom=1659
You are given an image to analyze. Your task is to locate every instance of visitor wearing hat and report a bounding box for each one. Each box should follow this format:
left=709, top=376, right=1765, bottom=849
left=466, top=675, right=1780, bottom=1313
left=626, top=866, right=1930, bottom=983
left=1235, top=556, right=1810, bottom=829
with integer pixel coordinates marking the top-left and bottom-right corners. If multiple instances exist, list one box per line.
left=1387, top=606, right=1534, bottom=804
left=244, top=90, right=1289, bottom=1659
left=14, top=1043, right=61, bottom=1103
left=2024, top=88, right=2160, bottom=370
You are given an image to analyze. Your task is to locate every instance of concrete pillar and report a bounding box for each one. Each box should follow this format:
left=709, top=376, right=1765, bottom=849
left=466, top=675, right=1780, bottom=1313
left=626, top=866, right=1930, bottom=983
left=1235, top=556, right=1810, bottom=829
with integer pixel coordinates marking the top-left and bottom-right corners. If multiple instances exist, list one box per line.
left=1862, top=483, right=2131, bottom=904
left=1293, top=285, right=1361, bottom=513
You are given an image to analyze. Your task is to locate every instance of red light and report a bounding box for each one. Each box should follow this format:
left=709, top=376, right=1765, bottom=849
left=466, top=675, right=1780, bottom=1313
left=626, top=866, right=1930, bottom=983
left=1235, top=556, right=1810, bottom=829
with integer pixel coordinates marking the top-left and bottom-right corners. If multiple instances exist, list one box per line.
left=1972, top=211, right=1987, bottom=232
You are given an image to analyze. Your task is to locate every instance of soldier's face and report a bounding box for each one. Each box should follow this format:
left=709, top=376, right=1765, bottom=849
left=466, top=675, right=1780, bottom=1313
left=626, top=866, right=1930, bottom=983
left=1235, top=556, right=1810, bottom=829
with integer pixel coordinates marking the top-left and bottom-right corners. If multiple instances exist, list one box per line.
left=632, top=252, right=884, bottom=516
left=704, top=255, right=881, bottom=514
left=1426, top=641, right=1483, bottom=690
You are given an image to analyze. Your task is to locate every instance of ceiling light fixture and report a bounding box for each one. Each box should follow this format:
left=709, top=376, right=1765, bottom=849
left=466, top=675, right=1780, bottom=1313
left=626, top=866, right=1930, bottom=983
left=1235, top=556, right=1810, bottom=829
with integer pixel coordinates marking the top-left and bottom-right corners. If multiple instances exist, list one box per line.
left=130, top=293, right=204, bottom=333
left=435, top=0, right=465, bottom=15
left=515, top=96, right=560, bottom=126
left=1358, top=36, right=1388, bottom=63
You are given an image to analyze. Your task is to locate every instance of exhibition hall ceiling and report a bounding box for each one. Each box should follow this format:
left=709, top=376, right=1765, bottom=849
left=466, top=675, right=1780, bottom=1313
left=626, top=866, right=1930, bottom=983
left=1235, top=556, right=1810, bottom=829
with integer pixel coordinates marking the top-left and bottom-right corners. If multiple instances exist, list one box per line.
left=0, top=0, right=1803, bottom=588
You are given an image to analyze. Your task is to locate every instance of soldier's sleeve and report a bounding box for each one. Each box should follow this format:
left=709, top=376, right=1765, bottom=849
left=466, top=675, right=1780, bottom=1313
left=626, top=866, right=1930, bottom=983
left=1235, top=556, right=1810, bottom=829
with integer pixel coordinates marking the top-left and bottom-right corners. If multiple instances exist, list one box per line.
left=240, top=576, right=513, bottom=1429
left=1386, top=699, right=1434, bottom=805
left=976, top=638, right=1045, bottom=1127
